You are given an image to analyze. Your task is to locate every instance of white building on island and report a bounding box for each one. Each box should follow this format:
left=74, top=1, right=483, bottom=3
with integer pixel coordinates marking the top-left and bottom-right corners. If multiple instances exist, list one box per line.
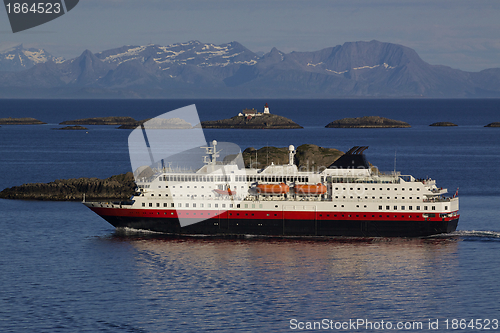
left=238, top=103, right=270, bottom=117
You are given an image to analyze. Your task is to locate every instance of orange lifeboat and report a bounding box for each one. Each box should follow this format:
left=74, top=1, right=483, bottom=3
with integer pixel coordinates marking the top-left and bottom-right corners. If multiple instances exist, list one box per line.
left=256, top=183, right=290, bottom=194
left=294, top=183, right=327, bottom=195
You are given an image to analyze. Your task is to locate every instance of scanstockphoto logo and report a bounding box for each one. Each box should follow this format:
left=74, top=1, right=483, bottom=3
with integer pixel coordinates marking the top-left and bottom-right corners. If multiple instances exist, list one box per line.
left=128, top=105, right=248, bottom=228
left=3, top=0, right=79, bottom=33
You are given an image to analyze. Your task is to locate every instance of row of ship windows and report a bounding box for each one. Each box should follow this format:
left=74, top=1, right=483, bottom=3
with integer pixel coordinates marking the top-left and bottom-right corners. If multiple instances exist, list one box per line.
left=159, top=175, right=311, bottom=183
left=378, top=205, right=447, bottom=211
left=140, top=202, right=446, bottom=212
left=142, top=202, right=265, bottom=209
left=335, top=187, right=419, bottom=192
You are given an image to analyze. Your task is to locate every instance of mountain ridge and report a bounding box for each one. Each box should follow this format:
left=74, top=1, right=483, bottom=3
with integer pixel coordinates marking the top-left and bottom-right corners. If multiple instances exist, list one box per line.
left=1, top=40, right=499, bottom=98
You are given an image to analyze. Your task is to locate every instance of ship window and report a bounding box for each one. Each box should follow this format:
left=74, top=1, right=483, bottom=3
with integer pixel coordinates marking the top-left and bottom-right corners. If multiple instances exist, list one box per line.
left=149, top=203, right=153, bottom=207
left=156, top=203, right=159, bottom=207
left=208, top=204, right=211, bottom=208
left=401, top=206, right=405, bottom=210
left=151, top=194, right=154, bottom=196
left=178, top=203, right=181, bottom=207
left=259, top=204, right=263, bottom=208
left=379, top=206, right=383, bottom=210
left=142, top=203, right=145, bottom=207
left=222, top=204, right=226, bottom=208
left=424, top=206, right=428, bottom=210
left=193, top=203, right=196, bottom=208
left=416, top=206, right=420, bottom=210
left=163, top=203, right=167, bottom=207
left=215, top=204, right=218, bottom=208
left=417, top=189, right=420, bottom=191
left=402, top=188, right=405, bottom=191
left=432, top=206, right=436, bottom=210
left=409, top=206, right=412, bottom=210
left=386, top=206, right=390, bottom=210
left=230, top=204, right=233, bottom=208
left=185, top=203, right=189, bottom=207
left=252, top=204, right=255, bottom=208
left=245, top=204, right=248, bottom=208
left=410, top=188, right=412, bottom=191
left=394, top=206, right=397, bottom=210
left=445, top=206, right=448, bottom=210
left=387, top=188, right=390, bottom=191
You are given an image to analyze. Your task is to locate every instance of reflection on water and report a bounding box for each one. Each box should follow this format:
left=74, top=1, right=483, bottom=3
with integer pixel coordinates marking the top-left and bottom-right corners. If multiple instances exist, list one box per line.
left=107, top=234, right=460, bottom=331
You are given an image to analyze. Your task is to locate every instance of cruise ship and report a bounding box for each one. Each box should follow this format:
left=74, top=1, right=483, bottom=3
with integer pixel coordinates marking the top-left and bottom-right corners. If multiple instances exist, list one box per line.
left=84, top=141, right=459, bottom=237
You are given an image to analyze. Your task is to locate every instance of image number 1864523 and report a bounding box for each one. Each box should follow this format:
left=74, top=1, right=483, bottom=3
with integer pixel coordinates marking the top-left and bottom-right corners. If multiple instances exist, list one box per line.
left=3, top=0, right=79, bottom=33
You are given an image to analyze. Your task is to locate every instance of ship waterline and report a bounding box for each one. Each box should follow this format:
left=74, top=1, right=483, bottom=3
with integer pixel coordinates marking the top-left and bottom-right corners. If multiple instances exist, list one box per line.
left=84, top=142, right=459, bottom=237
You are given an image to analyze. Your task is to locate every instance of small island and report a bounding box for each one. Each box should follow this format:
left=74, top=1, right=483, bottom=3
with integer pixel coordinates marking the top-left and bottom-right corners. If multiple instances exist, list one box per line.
left=238, top=144, right=343, bottom=169
left=0, top=173, right=135, bottom=201
left=485, top=122, right=500, bottom=127
left=325, top=116, right=410, bottom=128
left=429, top=122, right=457, bottom=126
left=118, top=117, right=193, bottom=129
left=0, top=117, right=46, bottom=125
left=54, top=125, right=89, bottom=130
left=60, top=116, right=138, bottom=126
left=200, top=103, right=303, bottom=129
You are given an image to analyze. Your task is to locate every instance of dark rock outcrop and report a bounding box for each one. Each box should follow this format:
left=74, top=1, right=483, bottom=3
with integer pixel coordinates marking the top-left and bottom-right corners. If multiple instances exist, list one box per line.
left=325, top=116, right=410, bottom=128
left=485, top=122, right=500, bottom=127
left=201, top=113, right=303, bottom=129
left=60, top=116, right=138, bottom=125
left=238, top=144, right=343, bottom=169
left=0, top=117, right=46, bottom=125
left=429, top=122, right=457, bottom=126
left=0, top=173, right=135, bottom=201
left=54, top=125, right=89, bottom=130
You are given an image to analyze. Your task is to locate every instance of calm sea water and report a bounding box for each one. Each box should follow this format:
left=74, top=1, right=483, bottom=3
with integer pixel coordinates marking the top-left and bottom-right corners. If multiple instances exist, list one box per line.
left=1, top=99, right=500, bottom=332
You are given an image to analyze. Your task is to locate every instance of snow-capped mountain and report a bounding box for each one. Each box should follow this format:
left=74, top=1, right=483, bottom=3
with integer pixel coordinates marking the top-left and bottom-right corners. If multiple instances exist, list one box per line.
left=95, top=40, right=259, bottom=69
left=0, top=40, right=499, bottom=98
left=0, top=44, right=64, bottom=72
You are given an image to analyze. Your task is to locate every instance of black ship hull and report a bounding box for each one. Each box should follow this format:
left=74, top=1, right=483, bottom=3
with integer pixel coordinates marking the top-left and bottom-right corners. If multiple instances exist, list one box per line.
left=99, top=214, right=459, bottom=238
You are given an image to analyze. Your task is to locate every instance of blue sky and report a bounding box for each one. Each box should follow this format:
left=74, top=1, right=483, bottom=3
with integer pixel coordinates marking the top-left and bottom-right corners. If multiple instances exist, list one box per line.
left=1, top=0, right=499, bottom=71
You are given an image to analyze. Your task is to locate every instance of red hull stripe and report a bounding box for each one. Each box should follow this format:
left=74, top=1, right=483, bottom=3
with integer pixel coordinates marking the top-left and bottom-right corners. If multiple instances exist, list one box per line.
left=89, top=207, right=459, bottom=223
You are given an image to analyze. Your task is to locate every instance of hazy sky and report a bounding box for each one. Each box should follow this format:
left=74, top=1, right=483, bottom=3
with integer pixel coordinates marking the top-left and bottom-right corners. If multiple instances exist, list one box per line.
left=1, top=0, right=499, bottom=71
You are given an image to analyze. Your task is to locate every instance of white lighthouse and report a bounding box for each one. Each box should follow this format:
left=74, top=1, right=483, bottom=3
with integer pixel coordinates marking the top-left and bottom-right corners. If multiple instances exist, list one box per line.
left=263, top=103, right=270, bottom=114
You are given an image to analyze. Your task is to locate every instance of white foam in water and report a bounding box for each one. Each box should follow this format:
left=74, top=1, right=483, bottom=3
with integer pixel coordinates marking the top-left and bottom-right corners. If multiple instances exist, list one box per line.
left=451, top=230, right=500, bottom=239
